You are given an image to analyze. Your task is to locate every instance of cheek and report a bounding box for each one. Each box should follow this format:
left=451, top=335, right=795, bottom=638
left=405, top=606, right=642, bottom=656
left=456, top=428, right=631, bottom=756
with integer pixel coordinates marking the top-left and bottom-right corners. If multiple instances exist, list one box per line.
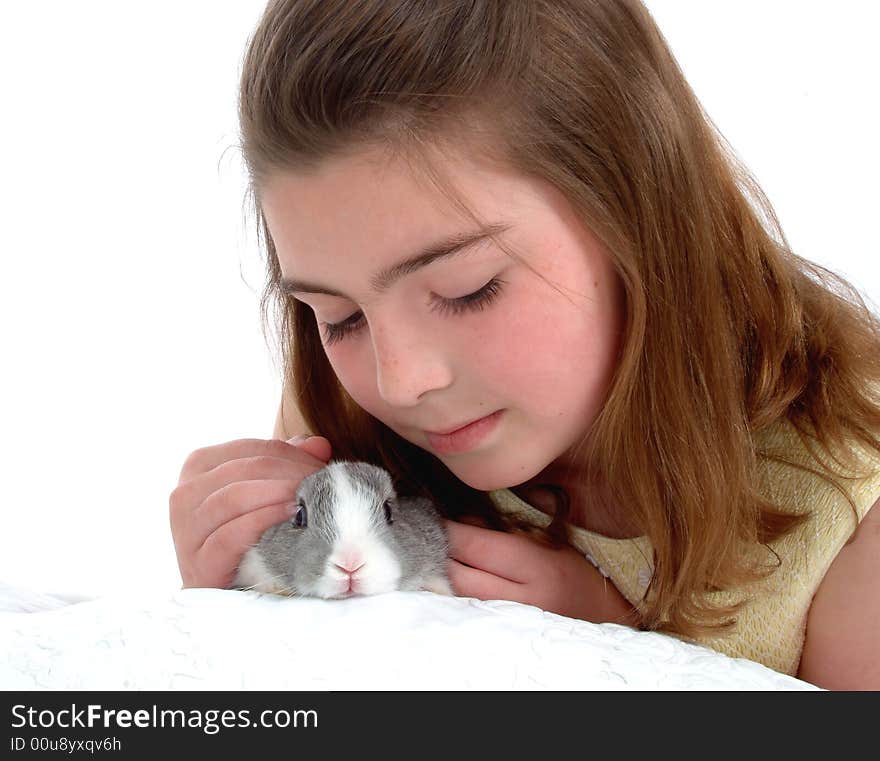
left=322, top=341, right=376, bottom=403
left=488, top=279, right=620, bottom=416
left=324, top=338, right=372, bottom=394
left=492, top=278, right=572, bottom=359
left=467, top=301, right=541, bottom=384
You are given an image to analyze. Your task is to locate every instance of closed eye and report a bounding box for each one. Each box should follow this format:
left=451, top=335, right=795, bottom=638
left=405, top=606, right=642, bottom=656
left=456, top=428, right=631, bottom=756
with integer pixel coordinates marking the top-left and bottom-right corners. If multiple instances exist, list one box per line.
left=319, top=277, right=506, bottom=346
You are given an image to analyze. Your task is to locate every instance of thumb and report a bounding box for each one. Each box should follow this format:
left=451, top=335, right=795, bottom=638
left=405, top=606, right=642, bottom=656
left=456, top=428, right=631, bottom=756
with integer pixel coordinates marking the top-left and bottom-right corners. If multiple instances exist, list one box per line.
left=287, top=434, right=332, bottom=463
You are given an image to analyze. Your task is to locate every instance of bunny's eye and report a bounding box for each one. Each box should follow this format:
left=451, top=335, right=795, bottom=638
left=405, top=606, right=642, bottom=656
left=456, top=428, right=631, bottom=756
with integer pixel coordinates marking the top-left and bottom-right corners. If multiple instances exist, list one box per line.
left=383, top=499, right=393, bottom=524
left=291, top=502, right=308, bottom=529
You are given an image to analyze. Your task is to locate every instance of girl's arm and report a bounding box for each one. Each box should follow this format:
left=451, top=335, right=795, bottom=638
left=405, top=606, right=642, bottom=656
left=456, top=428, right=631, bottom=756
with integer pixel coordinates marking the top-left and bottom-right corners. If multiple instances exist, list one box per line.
left=444, top=519, right=640, bottom=626
left=797, top=496, right=880, bottom=690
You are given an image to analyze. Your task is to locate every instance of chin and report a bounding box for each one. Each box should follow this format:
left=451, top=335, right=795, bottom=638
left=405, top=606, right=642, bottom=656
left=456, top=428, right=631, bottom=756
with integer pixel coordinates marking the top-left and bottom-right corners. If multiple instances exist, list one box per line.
left=444, top=461, right=534, bottom=493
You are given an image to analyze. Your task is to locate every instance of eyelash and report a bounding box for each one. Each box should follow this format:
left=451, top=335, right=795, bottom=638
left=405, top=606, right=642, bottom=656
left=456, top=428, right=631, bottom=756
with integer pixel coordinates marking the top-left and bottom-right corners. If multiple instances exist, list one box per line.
left=320, top=277, right=506, bottom=346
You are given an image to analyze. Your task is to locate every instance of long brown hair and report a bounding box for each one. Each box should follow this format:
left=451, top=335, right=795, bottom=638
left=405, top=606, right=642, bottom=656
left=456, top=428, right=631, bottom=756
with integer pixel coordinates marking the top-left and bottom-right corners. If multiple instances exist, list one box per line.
left=236, top=0, right=880, bottom=637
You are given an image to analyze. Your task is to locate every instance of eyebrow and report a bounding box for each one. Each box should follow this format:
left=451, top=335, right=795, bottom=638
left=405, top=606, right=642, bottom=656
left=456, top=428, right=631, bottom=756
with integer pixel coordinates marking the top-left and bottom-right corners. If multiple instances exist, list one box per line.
left=279, top=221, right=512, bottom=298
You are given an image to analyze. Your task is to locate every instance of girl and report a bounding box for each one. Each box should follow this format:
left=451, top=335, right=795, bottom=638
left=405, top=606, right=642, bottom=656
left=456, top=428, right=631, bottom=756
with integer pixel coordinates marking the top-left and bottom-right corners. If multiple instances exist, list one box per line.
left=169, top=0, right=880, bottom=689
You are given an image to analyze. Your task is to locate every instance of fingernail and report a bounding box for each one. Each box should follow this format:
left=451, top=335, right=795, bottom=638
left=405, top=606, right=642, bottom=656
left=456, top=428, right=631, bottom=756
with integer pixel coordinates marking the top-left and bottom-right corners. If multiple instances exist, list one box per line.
left=286, top=434, right=312, bottom=444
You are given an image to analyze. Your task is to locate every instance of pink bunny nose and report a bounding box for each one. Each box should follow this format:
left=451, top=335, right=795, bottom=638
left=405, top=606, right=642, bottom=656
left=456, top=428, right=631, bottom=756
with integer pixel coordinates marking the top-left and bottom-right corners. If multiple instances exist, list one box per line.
left=334, top=558, right=365, bottom=576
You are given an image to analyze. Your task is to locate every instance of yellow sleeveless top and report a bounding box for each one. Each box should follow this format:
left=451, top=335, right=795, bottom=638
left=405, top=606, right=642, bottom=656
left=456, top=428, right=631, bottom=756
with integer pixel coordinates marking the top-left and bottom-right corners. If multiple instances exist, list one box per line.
left=488, top=419, right=880, bottom=676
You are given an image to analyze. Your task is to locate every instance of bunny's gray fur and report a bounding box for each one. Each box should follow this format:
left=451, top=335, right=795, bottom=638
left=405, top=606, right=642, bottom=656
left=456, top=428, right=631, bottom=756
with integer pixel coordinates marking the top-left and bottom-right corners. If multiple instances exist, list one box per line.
left=233, top=460, right=453, bottom=599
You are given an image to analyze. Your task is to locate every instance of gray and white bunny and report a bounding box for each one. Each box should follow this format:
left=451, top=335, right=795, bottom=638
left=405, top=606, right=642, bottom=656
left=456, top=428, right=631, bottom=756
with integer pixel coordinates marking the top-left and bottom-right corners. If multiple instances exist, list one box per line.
left=233, top=460, right=454, bottom=598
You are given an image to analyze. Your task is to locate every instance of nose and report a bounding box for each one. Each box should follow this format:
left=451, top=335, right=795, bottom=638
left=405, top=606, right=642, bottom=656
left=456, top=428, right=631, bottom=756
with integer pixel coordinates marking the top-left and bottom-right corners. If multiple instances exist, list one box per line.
left=370, top=316, right=454, bottom=407
left=332, top=557, right=365, bottom=594
left=333, top=559, right=365, bottom=576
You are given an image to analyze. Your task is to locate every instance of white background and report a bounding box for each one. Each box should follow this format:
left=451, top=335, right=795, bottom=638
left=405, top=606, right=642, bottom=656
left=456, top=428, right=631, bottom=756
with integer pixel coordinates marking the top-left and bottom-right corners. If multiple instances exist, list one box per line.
left=1, top=1, right=877, bottom=599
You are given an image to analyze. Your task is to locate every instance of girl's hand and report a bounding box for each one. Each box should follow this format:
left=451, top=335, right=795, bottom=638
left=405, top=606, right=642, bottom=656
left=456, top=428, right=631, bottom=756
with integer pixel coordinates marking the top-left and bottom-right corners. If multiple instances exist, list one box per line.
left=444, top=519, right=639, bottom=626
left=169, top=435, right=332, bottom=589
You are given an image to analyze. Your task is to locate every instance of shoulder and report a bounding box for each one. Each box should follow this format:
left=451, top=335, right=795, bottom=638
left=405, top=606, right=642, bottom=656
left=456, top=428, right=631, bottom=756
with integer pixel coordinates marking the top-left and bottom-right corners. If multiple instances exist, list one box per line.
left=797, top=495, right=880, bottom=689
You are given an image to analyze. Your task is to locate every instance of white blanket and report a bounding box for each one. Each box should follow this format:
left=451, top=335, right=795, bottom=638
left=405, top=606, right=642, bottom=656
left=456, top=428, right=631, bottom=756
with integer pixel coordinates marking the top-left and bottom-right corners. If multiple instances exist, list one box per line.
left=0, top=583, right=817, bottom=690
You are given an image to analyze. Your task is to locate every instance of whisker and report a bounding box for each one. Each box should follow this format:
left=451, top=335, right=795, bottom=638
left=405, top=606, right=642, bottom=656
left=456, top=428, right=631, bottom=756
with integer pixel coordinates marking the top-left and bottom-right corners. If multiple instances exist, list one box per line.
left=236, top=568, right=292, bottom=594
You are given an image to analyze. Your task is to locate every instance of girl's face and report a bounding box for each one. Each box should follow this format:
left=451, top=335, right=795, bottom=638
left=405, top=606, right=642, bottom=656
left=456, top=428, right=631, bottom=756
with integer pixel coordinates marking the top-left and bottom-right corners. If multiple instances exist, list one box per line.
left=261, top=146, right=625, bottom=491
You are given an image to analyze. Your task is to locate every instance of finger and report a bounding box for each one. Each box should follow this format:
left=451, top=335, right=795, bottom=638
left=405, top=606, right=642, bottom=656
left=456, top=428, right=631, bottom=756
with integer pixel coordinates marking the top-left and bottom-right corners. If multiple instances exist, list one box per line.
left=188, top=478, right=301, bottom=552
left=176, top=453, right=311, bottom=513
left=178, top=437, right=327, bottom=484
left=292, top=436, right=332, bottom=463
left=444, top=520, right=539, bottom=583
left=193, top=501, right=294, bottom=589
left=447, top=558, right=524, bottom=602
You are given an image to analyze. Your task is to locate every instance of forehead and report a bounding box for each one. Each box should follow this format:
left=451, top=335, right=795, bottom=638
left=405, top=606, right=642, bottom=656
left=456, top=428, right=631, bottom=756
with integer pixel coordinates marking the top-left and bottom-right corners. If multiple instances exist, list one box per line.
left=303, top=462, right=392, bottom=500
left=259, top=147, right=539, bottom=279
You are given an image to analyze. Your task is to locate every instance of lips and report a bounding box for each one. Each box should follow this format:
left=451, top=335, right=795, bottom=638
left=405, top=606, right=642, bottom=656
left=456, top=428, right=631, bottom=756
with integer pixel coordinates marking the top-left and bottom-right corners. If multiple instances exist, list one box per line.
left=424, top=417, right=487, bottom=436
left=423, top=410, right=504, bottom=455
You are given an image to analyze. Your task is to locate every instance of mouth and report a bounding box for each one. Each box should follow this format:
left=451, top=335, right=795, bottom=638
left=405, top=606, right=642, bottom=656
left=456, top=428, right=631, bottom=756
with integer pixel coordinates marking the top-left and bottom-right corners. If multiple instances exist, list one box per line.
left=424, top=416, right=491, bottom=436
left=423, top=410, right=504, bottom=455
